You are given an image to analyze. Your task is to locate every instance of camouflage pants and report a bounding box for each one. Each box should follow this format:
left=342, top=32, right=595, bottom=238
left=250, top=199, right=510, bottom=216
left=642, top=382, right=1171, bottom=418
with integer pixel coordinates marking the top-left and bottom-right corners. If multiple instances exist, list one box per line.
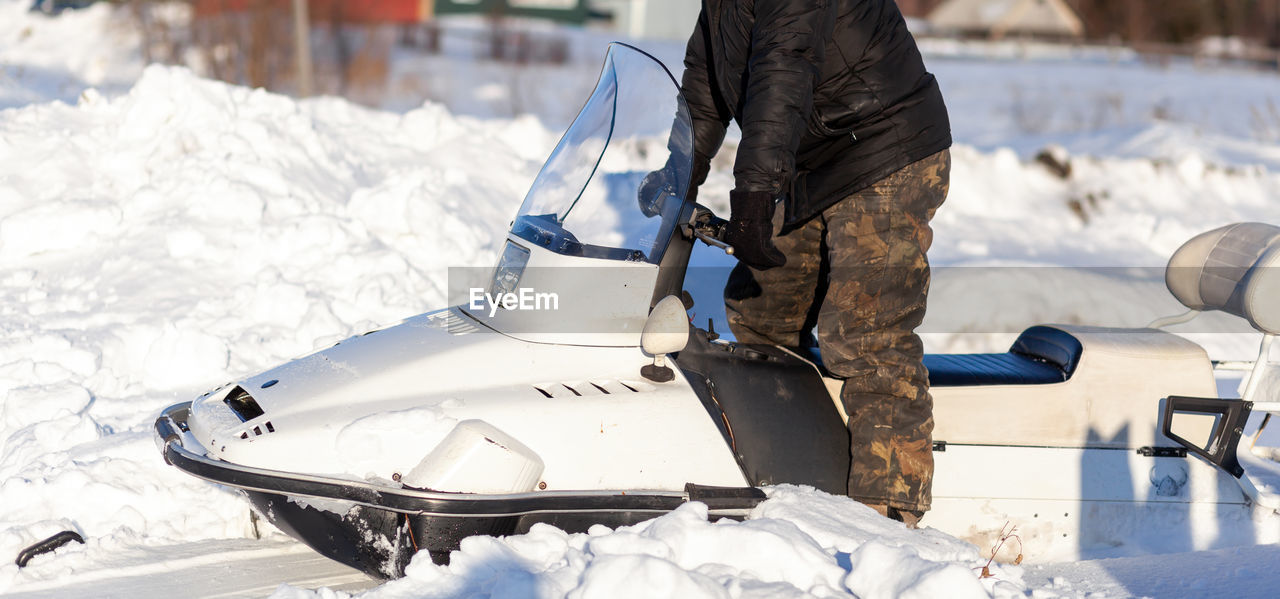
left=725, top=150, right=950, bottom=513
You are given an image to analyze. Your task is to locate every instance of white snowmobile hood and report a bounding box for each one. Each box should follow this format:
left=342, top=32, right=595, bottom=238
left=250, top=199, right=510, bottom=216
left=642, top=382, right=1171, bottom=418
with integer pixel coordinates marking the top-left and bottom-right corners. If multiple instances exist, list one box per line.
left=186, top=307, right=745, bottom=490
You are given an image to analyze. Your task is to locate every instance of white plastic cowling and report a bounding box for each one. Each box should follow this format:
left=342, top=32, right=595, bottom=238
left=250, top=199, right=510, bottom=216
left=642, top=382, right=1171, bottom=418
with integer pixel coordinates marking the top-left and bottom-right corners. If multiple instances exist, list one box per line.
left=402, top=420, right=545, bottom=494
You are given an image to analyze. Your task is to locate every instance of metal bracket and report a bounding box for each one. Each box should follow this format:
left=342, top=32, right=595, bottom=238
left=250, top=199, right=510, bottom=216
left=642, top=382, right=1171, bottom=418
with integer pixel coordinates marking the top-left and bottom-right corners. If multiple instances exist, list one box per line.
left=1161, top=396, right=1252, bottom=478
left=1137, top=446, right=1188, bottom=458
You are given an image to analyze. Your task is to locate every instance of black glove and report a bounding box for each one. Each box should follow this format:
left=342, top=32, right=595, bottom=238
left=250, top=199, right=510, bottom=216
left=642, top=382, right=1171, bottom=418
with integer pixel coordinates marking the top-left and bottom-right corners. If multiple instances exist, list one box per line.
left=725, top=190, right=786, bottom=270
left=637, top=167, right=676, bottom=218
left=638, top=157, right=710, bottom=218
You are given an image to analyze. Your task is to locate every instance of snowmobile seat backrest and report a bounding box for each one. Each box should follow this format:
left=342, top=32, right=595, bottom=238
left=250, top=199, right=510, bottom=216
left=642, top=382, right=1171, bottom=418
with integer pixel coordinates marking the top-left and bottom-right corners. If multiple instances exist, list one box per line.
left=1008, top=325, right=1084, bottom=376
left=1166, top=222, right=1280, bottom=335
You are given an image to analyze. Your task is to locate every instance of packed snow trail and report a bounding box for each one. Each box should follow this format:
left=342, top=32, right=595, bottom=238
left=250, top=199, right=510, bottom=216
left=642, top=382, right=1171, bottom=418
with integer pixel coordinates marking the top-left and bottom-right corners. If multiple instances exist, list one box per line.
left=1024, top=545, right=1280, bottom=599
left=4, top=538, right=375, bottom=598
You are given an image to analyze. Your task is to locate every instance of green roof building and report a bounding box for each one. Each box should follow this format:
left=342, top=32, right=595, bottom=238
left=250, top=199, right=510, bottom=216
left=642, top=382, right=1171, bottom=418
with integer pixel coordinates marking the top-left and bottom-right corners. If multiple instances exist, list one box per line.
left=435, top=0, right=593, bottom=25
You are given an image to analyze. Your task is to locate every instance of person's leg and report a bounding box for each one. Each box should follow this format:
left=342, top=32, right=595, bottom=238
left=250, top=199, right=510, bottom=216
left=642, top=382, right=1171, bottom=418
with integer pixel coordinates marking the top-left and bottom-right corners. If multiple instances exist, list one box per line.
left=725, top=202, right=824, bottom=347
left=817, top=150, right=950, bottom=520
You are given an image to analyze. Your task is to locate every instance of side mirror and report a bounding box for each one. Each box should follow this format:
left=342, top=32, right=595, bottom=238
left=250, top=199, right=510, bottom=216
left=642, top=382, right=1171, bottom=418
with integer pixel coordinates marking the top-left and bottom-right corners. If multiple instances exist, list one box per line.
left=641, top=295, right=690, bottom=356
left=640, top=296, right=689, bottom=382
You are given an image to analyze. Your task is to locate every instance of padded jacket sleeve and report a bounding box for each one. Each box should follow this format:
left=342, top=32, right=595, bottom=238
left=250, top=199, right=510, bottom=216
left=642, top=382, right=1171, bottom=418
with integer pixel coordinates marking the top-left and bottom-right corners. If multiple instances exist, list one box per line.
left=679, top=8, right=729, bottom=190
left=735, top=0, right=833, bottom=196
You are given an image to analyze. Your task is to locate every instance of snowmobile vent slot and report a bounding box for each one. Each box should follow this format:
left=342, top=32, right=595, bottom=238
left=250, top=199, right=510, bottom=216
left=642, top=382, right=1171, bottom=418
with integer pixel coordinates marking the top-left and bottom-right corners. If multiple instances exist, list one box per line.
left=239, top=421, right=276, bottom=439
left=224, top=386, right=265, bottom=422
left=533, top=381, right=641, bottom=398
left=532, top=384, right=579, bottom=397
left=445, top=311, right=480, bottom=335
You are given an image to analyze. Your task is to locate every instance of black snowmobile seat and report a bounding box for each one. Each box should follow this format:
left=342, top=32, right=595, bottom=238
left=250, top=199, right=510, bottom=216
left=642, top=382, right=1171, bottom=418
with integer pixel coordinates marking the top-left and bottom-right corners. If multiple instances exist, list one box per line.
left=923, top=326, right=1083, bottom=387
left=800, top=325, right=1082, bottom=387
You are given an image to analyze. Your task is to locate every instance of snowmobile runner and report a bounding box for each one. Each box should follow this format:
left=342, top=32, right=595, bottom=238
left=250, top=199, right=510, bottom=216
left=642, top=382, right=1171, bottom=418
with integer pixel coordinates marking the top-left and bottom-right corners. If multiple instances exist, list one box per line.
left=155, top=43, right=1280, bottom=578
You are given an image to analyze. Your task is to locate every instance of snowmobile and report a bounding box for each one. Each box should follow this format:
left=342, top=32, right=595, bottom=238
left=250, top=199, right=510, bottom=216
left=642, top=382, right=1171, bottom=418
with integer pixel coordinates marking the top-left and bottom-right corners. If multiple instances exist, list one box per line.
left=155, top=43, right=1280, bottom=578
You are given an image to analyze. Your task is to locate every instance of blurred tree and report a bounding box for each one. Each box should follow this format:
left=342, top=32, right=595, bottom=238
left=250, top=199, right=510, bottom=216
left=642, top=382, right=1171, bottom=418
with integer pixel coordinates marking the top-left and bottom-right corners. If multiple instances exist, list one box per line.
left=1161, top=0, right=1213, bottom=44
left=1066, top=0, right=1280, bottom=47
left=1255, top=0, right=1280, bottom=46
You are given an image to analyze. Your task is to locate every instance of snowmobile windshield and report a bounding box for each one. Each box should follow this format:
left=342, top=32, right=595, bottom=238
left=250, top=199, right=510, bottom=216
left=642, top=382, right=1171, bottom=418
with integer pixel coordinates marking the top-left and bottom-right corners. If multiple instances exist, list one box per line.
left=512, top=43, right=694, bottom=264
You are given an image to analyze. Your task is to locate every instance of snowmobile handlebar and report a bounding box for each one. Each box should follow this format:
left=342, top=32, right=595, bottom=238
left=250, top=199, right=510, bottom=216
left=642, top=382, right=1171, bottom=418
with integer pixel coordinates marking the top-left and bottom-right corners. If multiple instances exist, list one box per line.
left=688, top=203, right=734, bottom=255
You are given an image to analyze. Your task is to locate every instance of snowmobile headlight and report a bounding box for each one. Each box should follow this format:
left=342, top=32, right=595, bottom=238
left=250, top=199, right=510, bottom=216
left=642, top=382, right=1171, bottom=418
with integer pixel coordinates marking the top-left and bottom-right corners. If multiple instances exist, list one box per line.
left=489, top=241, right=531, bottom=298
left=401, top=420, right=545, bottom=494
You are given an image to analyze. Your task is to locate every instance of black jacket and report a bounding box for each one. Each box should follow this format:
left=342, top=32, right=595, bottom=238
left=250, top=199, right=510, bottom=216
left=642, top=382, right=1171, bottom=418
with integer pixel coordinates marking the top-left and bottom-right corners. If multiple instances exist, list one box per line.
left=681, top=0, right=951, bottom=226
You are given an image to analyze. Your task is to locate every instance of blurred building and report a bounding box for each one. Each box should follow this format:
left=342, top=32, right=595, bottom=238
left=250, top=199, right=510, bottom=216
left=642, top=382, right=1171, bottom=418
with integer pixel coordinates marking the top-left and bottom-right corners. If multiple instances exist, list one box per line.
left=436, top=0, right=592, bottom=24
left=194, top=1, right=593, bottom=25
left=929, top=0, right=1084, bottom=39
left=193, top=0, right=430, bottom=23
left=895, top=0, right=947, bottom=18
left=592, top=0, right=699, bottom=41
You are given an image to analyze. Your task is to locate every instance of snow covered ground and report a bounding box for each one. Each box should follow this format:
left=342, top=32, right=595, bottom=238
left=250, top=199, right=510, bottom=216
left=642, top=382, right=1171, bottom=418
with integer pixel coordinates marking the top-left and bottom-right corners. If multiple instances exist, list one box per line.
left=3, top=2, right=1280, bottom=598
left=0, top=2, right=141, bottom=109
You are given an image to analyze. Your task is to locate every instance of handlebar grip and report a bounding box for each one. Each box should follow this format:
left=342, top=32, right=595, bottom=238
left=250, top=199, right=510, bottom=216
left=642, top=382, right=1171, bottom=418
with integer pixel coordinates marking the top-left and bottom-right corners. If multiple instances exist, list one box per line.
left=694, top=230, right=734, bottom=255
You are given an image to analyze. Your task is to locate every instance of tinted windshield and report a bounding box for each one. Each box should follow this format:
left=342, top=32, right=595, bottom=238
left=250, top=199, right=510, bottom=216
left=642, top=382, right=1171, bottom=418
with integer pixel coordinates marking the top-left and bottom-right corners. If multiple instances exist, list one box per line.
left=513, top=44, right=693, bottom=264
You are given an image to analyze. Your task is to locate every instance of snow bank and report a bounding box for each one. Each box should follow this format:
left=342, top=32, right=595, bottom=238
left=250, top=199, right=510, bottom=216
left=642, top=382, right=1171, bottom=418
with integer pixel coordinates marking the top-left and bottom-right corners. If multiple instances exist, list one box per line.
left=386, top=26, right=1280, bottom=176
left=919, top=144, right=1280, bottom=359
left=0, top=1, right=142, bottom=109
left=0, top=64, right=550, bottom=592
left=271, top=489, right=1024, bottom=599
left=930, top=56, right=1280, bottom=167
